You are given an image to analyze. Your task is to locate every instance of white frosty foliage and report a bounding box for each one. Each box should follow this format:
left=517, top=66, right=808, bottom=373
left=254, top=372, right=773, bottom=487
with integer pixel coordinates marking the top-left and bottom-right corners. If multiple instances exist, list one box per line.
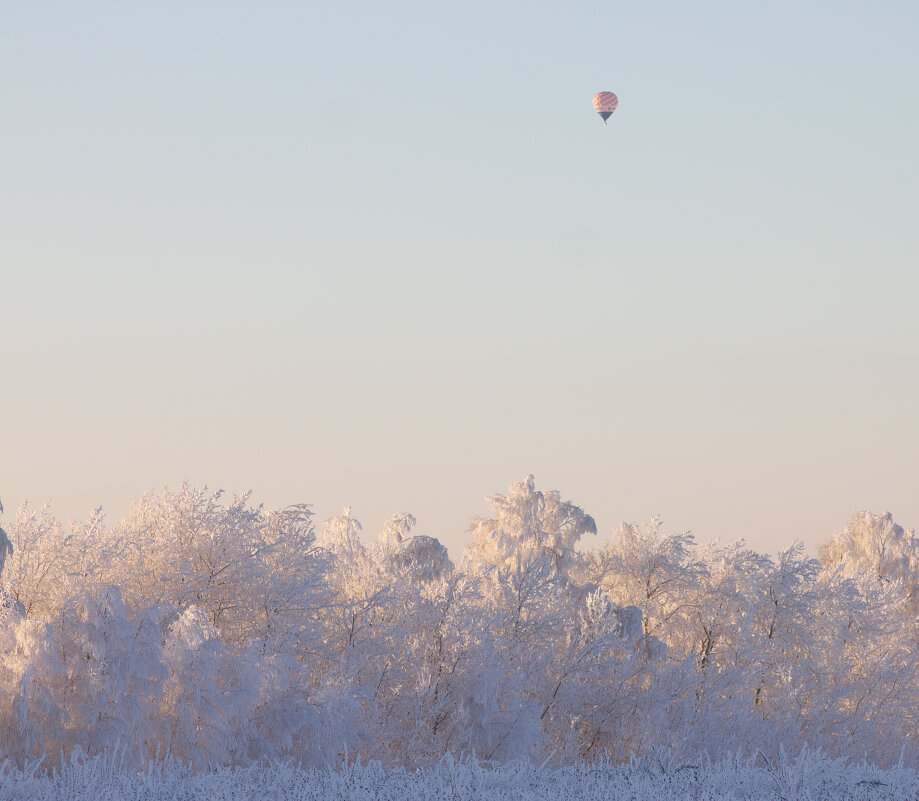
left=465, top=474, right=597, bottom=582
left=2, top=477, right=919, bottom=773
left=320, top=506, right=365, bottom=566
left=1, top=750, right=918, bottom=801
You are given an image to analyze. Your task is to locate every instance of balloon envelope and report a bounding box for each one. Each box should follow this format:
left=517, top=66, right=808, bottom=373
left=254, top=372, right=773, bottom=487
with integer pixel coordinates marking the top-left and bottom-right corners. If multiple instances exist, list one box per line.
left=592, top=91, right=618, bottom=122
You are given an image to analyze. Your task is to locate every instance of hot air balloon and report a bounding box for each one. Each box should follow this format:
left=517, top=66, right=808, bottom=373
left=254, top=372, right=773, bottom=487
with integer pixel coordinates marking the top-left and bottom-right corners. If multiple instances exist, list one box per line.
left=592, top=91, right=618, bottom=125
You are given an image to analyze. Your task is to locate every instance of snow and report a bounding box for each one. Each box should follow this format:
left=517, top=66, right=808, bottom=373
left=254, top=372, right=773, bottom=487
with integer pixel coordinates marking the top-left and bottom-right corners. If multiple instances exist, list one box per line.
left=1, top=750, right=916, bottom=801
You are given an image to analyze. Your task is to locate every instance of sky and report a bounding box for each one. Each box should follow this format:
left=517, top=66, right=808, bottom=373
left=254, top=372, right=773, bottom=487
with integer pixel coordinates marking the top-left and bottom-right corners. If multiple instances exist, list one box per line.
left=2, top=1, right=917, bottom=558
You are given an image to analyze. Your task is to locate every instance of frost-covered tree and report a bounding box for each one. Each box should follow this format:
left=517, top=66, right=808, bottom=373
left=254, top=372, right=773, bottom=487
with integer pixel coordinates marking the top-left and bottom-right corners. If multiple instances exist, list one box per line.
left=113, top=485, right=331, bottom=657
left=313, top=507, right=407, bottom=761
left=461, top=477, right=664, bottom=764
left=588, top=517, right=702, bottom=642
left=238, top=503, right=331, bottom=659
left=465, top=475, right=597, bottom=583
left=115, top=486, right=268, bottom=637
left=315, top=509, right=479, bottom=766
left=464, top=477, right=600, bottom=669
left=3, top=503, right=124, bottom=618
left=0, top=586, right=55, bottom=763
left=820, top=510, right=919, bottom=612
left=156, top=605, right=260, bottom=769
left=0, top=498, right=12, bottom=580
left=3, top=480, right=919, bottom=770
left=32, top=587, right=168, bottom=765
left=3, top=502, right=68, bottom=616
left=537, top=587, right=665, bottom=761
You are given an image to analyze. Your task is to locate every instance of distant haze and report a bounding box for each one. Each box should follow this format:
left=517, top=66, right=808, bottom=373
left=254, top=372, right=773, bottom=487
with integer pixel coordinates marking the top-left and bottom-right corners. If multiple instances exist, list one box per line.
left=2, top=1, right=917, bottom=557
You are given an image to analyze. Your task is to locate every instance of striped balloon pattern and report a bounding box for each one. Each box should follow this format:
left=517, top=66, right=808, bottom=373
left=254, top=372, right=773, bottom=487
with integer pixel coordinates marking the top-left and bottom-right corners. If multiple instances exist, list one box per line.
left=592, top=91, right=618, bottom=123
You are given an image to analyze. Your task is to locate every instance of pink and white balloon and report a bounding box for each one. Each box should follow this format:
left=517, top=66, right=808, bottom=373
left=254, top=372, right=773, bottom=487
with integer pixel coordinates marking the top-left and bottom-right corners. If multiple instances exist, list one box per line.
left=592, top=91, right=618, bottom=124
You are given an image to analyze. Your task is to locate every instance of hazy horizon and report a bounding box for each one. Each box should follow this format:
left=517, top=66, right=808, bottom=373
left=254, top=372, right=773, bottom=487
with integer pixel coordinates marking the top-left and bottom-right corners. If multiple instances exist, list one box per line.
left=3, top=463, right=914, bottom=561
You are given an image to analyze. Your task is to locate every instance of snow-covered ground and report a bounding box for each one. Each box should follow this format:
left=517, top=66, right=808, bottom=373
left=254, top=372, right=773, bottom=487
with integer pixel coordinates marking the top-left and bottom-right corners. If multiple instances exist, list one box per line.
left=1, top=750, right=916, bottom=801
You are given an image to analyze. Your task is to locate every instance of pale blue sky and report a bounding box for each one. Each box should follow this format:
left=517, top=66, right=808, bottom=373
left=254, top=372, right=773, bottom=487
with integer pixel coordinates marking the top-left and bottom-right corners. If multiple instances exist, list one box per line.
left=2, top=1, right=917, bottom=555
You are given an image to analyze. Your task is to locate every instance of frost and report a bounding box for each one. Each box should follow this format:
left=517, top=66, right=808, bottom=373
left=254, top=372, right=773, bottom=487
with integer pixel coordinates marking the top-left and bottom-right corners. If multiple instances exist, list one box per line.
left=1, top=479, right=918, bottom=773
left=0, top=751, right=917, bottom=801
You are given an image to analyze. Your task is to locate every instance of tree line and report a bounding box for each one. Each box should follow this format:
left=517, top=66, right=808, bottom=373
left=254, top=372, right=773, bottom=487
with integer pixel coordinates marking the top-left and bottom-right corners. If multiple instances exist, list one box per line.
left=0, top=477, right=916, bottom=770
